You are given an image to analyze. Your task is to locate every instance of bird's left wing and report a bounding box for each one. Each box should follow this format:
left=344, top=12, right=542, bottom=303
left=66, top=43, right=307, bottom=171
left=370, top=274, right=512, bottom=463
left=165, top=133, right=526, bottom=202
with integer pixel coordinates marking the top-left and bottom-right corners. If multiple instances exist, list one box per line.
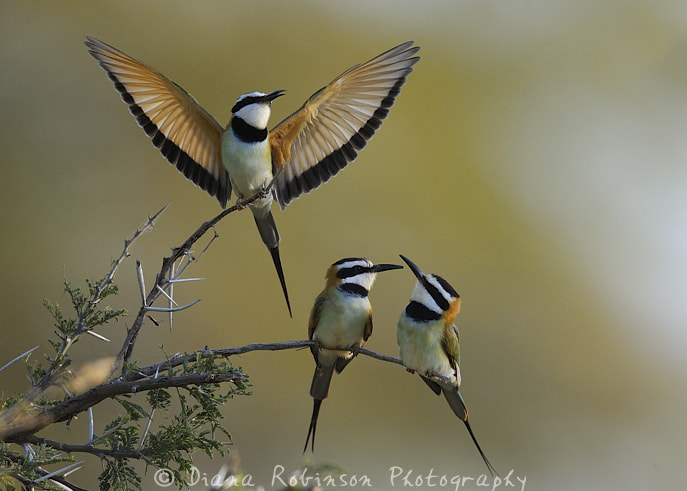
left=85, top=37, right=231, bottom=207
left=442, top=323, right=461, bottom=386
left=269, top=41, right=420, bottom=210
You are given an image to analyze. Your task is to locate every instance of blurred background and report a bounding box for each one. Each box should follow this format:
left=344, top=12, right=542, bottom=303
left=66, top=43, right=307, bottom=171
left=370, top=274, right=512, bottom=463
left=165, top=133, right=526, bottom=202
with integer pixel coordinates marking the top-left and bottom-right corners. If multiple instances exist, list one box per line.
left=1, top=1, right=686, bottom=489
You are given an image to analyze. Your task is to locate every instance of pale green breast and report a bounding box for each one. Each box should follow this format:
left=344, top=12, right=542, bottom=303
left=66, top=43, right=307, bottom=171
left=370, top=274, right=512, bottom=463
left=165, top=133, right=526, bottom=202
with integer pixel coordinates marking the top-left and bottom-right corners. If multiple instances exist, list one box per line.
left=313, top=295, right=370, bottom=350
left=220, top=130, right=273, bottom=197
left=397, top=316, right=454, bottom=379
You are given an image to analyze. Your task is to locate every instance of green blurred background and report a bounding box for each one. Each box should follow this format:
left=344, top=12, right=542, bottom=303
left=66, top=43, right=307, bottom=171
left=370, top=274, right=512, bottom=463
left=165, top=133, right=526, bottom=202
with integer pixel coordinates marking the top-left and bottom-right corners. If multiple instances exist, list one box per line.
left=1, top=1, right=686, bottom=489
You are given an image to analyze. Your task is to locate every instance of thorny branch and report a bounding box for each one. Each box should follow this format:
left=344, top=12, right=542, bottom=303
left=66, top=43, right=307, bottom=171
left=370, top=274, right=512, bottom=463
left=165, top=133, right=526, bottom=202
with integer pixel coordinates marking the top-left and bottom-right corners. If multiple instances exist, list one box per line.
left=2, top=341, right=415, bottom=461
left=31, top=205, right=168, bottom=396
left=0, top=338, right=427, bottom=445
left=0, top=188, right=270, bottom=489
left=115, top=184, right=274, bottom=375
left=126, top=342, right=455, bottom=385
left=126, top=341, right=405, bottom=382
left=0, top=186, right=271, bottom=443
left=1, top=371, right=247, bottom=442
left=3, top=451, right=89, bottom=491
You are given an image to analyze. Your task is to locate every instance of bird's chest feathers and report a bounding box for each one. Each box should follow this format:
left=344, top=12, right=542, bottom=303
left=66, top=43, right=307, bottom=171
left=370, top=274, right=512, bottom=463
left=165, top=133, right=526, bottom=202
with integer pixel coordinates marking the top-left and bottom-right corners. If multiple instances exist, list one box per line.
left=398, top=319, right=452, bottom=377
left=314, top=296, right=370, bottom=350
left=221, top=130, right=272, bottom=196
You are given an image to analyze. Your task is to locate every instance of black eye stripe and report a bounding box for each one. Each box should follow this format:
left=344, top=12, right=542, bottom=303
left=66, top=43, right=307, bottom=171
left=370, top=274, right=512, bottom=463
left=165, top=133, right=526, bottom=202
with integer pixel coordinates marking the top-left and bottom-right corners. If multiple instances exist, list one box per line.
left=434, top=275, right=459, bottom=298
left=336, top=265, right=369, bottom=279
left=422, top=278, right=450, bottom=311
left=231, top=95, right=267, bottom=113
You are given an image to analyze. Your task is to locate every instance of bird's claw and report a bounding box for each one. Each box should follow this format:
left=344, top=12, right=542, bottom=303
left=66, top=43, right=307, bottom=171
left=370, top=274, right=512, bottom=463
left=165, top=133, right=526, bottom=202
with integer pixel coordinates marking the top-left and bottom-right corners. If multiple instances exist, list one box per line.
left=257, top=183, right=270, bottom=199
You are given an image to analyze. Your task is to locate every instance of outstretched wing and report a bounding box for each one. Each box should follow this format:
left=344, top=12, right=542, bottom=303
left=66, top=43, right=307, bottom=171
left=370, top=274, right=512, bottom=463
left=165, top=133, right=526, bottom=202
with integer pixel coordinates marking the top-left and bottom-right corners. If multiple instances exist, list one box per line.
left=85, top=37, right=231, bottom=207
left=269, top=41, right=420, bottom=210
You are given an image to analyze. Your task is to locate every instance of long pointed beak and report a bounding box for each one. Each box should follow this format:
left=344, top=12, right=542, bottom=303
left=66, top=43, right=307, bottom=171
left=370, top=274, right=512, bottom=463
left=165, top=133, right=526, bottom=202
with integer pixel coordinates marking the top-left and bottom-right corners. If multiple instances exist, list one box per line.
left=399, top=255, right=424, bottom=281
left=264, top=89, right=286, bottom=102
left=370, top=263, right=404, bottom=274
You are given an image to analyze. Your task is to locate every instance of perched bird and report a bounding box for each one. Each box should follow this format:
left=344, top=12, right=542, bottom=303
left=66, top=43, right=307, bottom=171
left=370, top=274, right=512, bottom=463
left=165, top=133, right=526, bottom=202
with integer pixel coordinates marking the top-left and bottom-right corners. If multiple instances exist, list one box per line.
left=85, top=37, right=420, bottom=317
left=304, top=257, right=403, bottom=452
left=396, top=255, right=497, bottom=476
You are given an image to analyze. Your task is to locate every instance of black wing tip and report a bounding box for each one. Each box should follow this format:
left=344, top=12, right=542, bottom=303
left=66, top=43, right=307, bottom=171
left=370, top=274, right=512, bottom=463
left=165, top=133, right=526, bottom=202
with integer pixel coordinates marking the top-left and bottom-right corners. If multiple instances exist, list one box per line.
left=381, top=40, right=421, bottom=58
left=84, top=36, right=121, bottom=62
left=86, top=40, right=231, bottom=206
left=84, top=35, right=100, bottom=50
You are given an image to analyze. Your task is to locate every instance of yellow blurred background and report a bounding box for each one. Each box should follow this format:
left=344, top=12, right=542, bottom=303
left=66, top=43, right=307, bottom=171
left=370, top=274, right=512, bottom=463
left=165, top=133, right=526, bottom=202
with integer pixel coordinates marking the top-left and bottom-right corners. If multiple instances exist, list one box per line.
left=1, top=1, right=686, bottom=489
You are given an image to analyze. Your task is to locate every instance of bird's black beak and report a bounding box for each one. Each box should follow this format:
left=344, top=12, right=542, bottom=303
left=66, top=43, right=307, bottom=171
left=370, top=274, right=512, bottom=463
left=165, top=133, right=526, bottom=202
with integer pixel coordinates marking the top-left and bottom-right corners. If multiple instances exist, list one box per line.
left=263, top=89, right=286, bottom=103
left=399, top=255, right=424, bottom=281
left=370, top=263, right=404, bottom=274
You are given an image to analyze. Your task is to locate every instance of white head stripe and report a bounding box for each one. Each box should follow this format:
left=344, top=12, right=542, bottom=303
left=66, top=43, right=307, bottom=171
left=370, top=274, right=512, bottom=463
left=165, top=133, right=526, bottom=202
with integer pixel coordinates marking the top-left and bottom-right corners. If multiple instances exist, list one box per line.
left=409, top=280, right=443, bottom=315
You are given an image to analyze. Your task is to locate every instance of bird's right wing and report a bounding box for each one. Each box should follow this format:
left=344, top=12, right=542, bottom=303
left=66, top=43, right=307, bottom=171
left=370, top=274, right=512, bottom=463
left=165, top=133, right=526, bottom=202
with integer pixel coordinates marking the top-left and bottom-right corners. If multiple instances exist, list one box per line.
left=269, top=41, right=420, bottom=210
left=85, top=37, right=231, bottom=207
left=308, top=293, right=329, bottom=360
left=363, top=312, right=373, bottom=343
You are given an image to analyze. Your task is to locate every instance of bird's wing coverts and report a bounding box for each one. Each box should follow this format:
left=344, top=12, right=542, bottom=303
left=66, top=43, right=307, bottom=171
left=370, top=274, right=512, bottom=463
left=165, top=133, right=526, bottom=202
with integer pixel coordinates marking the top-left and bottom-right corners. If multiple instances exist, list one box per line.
left=269, top=41, right=420, bottom=209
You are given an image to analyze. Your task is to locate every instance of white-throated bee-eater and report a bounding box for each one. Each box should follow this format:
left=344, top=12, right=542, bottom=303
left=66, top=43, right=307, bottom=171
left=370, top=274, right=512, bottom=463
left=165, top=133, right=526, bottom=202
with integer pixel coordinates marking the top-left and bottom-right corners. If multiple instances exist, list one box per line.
left=396, top=255, right=497, bottom=476
left=85, top=37, right=420, bottom=317
left=304, top=257, right=403, bottom=452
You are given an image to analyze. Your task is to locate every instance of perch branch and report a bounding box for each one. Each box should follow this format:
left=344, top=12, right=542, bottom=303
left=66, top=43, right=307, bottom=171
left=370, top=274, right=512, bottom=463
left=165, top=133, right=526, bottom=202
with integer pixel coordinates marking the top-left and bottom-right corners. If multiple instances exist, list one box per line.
left=1, top=370, right=247, bottom=442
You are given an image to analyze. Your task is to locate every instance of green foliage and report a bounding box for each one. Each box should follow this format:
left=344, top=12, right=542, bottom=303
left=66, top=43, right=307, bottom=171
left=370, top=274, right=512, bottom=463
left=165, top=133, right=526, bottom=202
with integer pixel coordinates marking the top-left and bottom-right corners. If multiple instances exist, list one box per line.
left=90, top=353, right=250, bottom=490
left=134, top=358, right=243, bottom=488
left=99, top=458, right=141, bottom=491
left=1, top=262, right=252, bottom=490
left=147, top=388, right=172, bottom=410
left=38, top=275, right=126, bottom=387
left=43, top=276, right=126, bottom=338
left=122, top=361, right=142, bottom=379
left=116, top=398, right=148, bottom=422
left=0, top=442, right=77, bottom=491
left=102, top=417, right=140, bottom=453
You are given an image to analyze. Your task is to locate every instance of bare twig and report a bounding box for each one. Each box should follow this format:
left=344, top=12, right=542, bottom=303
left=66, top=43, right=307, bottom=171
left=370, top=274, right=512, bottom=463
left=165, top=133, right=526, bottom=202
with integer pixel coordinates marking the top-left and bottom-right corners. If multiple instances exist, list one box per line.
left=85, top=330, right=110, bottom=342
left=125, top=341, right=406, bottom=383
left=125, top=341, right=448, bottom=386
left=124, top=341, right=314, bottom=381
left=143, top=299, right=201, bottom=313
left=24, top=436, right=148, bottom=460
left=358, top=347, right=404, bottom=367
left=0, top=346, right=40, bottom=374
left=114, top=187, right=271, bottom=375
left=33, top=461, right=85, bottom=484
left=37, top=204, right=168, bottom=391
left=136, top=260, right=146, bottom=306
